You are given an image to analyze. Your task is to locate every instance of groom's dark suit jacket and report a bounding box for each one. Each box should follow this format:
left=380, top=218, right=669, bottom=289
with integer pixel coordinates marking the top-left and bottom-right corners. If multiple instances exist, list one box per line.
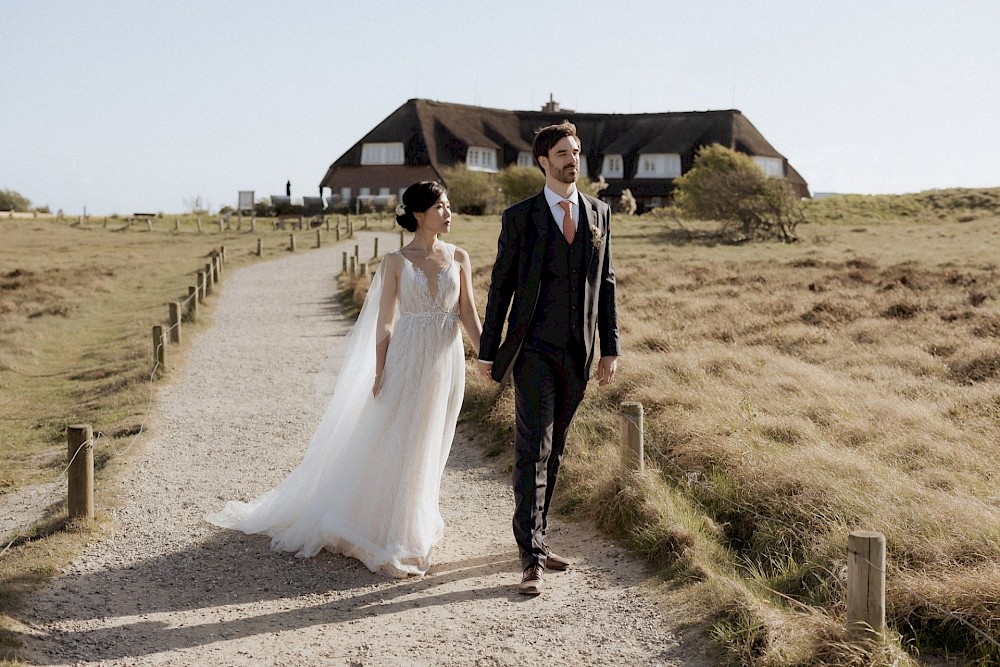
left=480, top=190, right=619, bottom=383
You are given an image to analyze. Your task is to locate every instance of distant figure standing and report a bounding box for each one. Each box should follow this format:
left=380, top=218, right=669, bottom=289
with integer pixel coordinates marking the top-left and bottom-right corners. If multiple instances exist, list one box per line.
left=286, top=180, right=291, bottom=196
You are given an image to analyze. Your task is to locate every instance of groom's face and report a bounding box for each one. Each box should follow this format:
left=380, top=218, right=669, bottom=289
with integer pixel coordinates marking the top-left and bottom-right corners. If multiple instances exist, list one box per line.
left=540, top=136, right=581, bottom=185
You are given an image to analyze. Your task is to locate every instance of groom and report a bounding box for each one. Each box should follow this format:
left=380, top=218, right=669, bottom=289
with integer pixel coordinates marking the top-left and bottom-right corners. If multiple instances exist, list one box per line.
left=478, top=121, right=619, bottom=595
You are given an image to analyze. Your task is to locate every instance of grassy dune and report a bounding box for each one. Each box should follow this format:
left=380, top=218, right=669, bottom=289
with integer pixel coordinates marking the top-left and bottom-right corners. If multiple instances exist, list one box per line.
left=3, top=190, right=1000, bottom=664
left=454, top=189, right=1000, bottom=665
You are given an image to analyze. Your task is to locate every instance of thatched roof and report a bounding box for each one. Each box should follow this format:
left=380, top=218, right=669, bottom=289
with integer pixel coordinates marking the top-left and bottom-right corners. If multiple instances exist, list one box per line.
left=319, top=99, right=809, bottom=198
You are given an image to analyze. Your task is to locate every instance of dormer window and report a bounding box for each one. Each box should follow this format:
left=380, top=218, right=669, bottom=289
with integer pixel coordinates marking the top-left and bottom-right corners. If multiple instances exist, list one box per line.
left=636, top=153, right=681, bottom=178
left=753, top=156, right=784, bottom=178
left=466, top=147, right=498, bottom=173
left=578, top=156, right=589, bottom=178
left=601, top=154, right=623, bottom=178
left=360, top=142, right=405, bottom=165
left=517, top=151, right=534, bottom=168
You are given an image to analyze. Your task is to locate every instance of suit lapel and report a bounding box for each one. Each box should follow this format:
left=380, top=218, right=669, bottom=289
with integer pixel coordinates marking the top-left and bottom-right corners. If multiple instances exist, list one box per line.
left=578, top=193, right=598, bottom=273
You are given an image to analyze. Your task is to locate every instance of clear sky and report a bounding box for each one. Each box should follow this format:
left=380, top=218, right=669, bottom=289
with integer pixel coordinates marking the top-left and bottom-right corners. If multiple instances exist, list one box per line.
left=2, top=1, right=998, bottom=216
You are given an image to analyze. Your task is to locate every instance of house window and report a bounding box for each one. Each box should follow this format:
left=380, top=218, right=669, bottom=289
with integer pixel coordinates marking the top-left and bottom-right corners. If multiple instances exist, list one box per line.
left=466, top=146, right=499, bottom=173
left=359, top=187, right=371, bottom=197
left=340, top=187, right=351, bottom=201
left=360, top=142, right=405, bottom=165
left=578, top=156, right=588, bottom=178
left=636, top=153, right=681, bottom=178
left=398, top=187, right=407, bottom=201
left=517, top=151, right=534, bottom=167
left=378, top=187, right=390, bottom=196
left=753, top=156, right=784, bottom=178
left=601, top=154, right=623, bottom=178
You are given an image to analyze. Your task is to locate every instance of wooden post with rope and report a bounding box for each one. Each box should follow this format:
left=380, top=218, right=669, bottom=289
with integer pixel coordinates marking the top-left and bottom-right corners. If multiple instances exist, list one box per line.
left=187, top=286, right=198, bottom=322
left=152, top=325, right=165, bottom=369
left=168, top=302, right=181, bottom=344
left=67, top=424, right=94, bottom=520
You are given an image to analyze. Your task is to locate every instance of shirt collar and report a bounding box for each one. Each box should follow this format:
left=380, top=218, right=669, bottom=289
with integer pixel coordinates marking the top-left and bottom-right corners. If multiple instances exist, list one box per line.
left=543, top=184, right=578, bottom=209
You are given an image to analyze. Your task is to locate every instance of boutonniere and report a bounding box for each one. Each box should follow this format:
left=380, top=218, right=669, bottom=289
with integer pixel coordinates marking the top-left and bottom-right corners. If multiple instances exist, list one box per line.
left=589, top=223, right=603, bottom=249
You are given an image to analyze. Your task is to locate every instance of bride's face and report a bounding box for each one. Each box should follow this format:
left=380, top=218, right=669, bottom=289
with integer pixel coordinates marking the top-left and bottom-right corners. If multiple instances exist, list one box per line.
left=415, top=194, right=452, bottom=235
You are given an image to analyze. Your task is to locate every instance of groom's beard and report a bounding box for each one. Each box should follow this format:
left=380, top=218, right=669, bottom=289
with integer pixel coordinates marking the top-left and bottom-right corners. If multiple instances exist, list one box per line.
left=552, top=164, right=578, bottom=184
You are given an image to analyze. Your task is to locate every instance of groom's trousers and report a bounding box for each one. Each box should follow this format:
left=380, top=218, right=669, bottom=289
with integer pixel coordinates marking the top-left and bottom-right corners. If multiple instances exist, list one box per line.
left=511, top=340, right=588, bottom=570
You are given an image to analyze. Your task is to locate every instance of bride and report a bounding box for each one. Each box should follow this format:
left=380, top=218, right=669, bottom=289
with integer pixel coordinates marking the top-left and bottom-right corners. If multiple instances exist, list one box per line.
left=206, top=181, right=483, bottom=577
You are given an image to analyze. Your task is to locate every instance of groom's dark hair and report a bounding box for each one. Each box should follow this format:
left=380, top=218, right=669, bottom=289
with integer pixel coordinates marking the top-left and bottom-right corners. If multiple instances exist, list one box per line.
left=532, top=121, right=578, bottom=176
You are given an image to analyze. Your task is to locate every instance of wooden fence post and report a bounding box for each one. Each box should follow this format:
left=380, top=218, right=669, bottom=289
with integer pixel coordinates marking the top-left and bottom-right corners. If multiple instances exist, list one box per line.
left=316, top=229, right=322, bottom=248
left=67, top=424, right=94, bottom=520
left=174, top=218, right=180, bottom=232
left=374, top=237, right=379, bottom=258
left=256, top=238, right=263, bottom=256
left=342, top=251, right=347, bottom=274
left=360, top=262, right=368, bottom=277
left=188, top=286, right=198, bottom=322
left=250, top=217, right=256, bottom=233
left=335, top=222, right=341, bottom=242
left=204, top=263, right=213, bottom=296
left=196, top=217, right=202, bottom=233
left=350, top=256, right=356, bottom=276
left=847, top=530, right=886, bottom=641
left=620, top=402, right=644, bottom=472
left=289, top=233, right=296, bottom=252
left=354, top=244, right=359, bottom=266
left=211, top=255, right=220, bottom=284
left=197, top=271, right=207, bottom=302
left=152, top=325, right=165, bottom=369
left=168, top=302, right=181, bottom=344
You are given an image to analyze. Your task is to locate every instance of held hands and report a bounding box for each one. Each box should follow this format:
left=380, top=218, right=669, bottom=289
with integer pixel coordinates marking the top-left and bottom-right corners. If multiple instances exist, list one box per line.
left=476, top=360, right=495, bottom=383
left=597, top=356, right=618, bottom=386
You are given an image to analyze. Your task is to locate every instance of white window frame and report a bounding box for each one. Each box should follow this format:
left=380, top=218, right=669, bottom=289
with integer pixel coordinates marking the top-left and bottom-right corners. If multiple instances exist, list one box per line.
left=636, top=153, right=681, bottom=178
left=378, top=187, right=390, bottom=196
left=517, top=151, right=534, bottom=167
left=360, top=142, right=405, bottom=165
left=340, top=187, right=351, bottom=201
left=466, top=146, right=499, bottom=173
left=601, top=154, right=623, bottom=178
left=578, top=156, right=589, bottom=178
left=359, top=187, right=371, bottom=198
left=753, top=156, right=784, bottom=178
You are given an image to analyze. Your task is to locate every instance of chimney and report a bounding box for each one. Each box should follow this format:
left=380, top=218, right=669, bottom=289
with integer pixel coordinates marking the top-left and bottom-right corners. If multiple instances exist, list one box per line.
left=541, top=93, right=560, bottom=113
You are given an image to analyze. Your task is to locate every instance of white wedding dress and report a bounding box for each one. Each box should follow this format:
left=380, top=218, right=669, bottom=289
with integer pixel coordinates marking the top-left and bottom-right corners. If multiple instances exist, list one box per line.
left=206, top=243, right=465, bottom=577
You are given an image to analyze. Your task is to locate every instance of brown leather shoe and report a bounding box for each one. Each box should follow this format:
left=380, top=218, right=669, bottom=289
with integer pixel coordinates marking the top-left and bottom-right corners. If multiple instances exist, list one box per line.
left=518, top=565, right=544, bottom=595
left=545, top=548, right=570, bottom=571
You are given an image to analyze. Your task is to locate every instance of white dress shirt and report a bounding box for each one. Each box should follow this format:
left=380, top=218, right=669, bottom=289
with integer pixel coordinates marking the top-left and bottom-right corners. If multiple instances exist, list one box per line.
left=543, top=185, right=579, bottom=234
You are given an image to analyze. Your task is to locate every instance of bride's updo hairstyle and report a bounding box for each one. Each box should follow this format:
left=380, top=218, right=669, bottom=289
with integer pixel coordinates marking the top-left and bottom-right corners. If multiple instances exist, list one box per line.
left=395, top=181, right=446, bottom=233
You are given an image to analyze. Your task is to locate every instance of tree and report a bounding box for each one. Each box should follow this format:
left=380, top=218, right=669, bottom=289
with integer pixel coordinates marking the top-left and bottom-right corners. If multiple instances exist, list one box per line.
left=440, top=166, right=499, bottom=215
left=497, top=165, right=544, bottom=205
left=0, top=189, right=31, bottom=212
left=673, top=145, right=802, bottom=242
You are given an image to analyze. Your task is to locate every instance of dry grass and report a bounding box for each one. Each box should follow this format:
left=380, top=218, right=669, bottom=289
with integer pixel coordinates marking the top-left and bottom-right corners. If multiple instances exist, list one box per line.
left=452, top=189, right=1000, bottom=665
left=0, top=214, right=363, bottom=661
left=6, top=191, right=1000, bottom=664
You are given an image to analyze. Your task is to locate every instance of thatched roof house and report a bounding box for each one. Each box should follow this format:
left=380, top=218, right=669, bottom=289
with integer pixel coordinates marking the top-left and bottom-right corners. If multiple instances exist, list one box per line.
left=319, top=98, right=808, bottom=212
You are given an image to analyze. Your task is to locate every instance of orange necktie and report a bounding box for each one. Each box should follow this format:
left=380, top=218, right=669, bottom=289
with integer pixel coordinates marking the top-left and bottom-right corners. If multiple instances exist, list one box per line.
left=558, top=200, right=575, bottom=244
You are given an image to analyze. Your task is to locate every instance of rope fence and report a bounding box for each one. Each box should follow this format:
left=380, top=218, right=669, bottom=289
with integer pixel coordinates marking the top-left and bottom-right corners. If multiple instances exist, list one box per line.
left=0, top=223, right=392, bottom=560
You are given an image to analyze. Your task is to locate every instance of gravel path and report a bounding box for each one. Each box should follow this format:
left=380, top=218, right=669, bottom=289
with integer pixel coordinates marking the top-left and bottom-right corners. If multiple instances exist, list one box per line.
left=20, top=232, right=696, bottom=666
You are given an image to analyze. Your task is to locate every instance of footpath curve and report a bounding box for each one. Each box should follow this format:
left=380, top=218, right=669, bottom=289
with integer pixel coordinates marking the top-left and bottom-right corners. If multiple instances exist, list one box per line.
left=21, top=232, right=695, bottom=666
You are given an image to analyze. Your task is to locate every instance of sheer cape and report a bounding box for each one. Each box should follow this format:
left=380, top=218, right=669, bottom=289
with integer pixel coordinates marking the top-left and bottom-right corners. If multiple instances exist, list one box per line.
left=207, top=245, right=465, bottom=577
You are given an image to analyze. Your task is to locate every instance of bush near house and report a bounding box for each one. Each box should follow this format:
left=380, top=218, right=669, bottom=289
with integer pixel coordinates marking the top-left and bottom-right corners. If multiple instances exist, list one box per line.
left=0, top=189, right=32, bottom=212
left=673, top=145, right=803, bottom=242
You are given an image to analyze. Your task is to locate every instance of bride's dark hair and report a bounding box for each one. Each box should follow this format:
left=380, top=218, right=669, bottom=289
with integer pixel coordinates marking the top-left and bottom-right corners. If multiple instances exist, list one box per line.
left=395, top=181, right=446, bottom=233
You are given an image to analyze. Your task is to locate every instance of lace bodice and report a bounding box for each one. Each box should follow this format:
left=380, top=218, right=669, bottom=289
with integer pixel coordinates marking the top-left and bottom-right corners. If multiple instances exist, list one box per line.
left=396, top=243, right=460, bottom=319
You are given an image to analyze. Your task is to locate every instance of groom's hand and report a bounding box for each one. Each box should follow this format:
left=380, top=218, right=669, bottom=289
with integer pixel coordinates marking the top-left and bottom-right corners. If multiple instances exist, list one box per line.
left=597, top=356, right=618, bottom=386
left=477, top=360, right=495, bottom=382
